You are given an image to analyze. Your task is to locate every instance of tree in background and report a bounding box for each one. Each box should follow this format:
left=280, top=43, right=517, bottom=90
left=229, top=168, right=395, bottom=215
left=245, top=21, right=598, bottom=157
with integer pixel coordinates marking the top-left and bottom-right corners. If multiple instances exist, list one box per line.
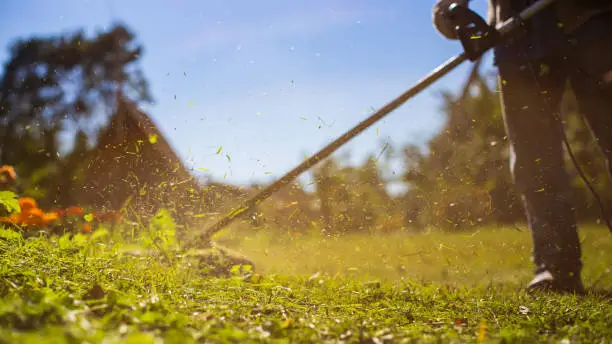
left=312, top=154, right=397, bottom=235
left=0, top=24, right=152, bottom=207
left=53, top=130, right=90, bottom=207
left=403, top=62, right=521, bottom=230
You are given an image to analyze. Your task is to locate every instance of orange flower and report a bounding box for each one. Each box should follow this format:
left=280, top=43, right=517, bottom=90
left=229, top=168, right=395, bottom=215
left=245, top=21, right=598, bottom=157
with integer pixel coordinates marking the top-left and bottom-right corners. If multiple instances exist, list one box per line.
left=0, top=165, right=17, bottom=186
left=15, top=208, right=45, bottom=226
left=42, top=212, right=60, bottom=225
left=82, top=224, right=92, bottom=232
left=0, top=195, right=64, bottom=228
left=66, top=206, right=84, bottom=216
left=8, top=213, right=21, bottom=224
left=18, top=197, right=38, bottom=212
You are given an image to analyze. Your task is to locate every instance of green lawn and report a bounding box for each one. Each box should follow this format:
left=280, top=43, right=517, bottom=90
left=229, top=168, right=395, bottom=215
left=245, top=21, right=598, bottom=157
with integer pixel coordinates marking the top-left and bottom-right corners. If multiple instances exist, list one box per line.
left=222, top=225, right=612, bottom=289
left=0, top=224, right=610, bottom=343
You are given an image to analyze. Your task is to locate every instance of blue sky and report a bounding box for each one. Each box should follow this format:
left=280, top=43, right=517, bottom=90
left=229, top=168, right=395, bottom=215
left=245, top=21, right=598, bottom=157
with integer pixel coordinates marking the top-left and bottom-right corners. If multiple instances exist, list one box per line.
left=0, top=0, right=494, bottom=190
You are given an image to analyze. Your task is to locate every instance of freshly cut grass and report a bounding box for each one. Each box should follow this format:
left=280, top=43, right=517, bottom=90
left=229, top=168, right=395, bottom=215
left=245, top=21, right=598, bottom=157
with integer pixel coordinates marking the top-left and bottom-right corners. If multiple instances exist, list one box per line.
left=0, top=225, right=610, bottom=343
left=224, top=225, right=612, bottom=289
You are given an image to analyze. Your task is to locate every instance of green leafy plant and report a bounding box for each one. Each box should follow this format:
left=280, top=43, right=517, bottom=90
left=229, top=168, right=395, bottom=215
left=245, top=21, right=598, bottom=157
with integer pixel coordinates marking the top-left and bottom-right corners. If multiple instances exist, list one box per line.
left=0, top=190, right=20, bottom=214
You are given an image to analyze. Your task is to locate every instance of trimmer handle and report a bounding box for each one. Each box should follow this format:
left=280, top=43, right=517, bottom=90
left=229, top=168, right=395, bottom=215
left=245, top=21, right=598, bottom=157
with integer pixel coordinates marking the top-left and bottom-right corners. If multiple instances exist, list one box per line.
left=447, top=3, right=500, bottom=61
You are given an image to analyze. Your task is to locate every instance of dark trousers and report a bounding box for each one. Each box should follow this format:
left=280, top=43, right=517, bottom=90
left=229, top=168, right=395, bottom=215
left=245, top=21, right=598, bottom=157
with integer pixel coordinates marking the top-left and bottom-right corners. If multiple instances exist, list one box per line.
left=495, top=16, right=612, bottom=277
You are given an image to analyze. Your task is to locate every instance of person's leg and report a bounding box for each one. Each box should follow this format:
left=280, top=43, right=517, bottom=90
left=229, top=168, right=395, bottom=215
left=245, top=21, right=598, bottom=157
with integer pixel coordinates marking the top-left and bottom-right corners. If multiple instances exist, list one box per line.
left=497, top=56, right=584, bottom=292
left=569, top=15, right=612, bottom=182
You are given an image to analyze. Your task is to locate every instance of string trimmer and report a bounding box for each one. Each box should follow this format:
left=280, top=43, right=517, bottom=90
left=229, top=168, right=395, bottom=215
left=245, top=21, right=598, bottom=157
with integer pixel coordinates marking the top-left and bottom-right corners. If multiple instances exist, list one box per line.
left=198, top=0, right=567, bottom=243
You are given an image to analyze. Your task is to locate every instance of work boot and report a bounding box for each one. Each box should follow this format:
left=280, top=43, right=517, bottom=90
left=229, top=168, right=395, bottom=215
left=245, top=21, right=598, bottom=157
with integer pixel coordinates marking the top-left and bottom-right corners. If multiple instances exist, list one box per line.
left=526, top=269, right=585, bottom=295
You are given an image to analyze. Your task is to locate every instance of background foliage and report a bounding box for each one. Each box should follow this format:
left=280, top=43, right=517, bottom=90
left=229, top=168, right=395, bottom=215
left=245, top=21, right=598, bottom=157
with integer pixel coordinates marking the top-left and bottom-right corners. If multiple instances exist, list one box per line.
left=1, top=24, right=610, bottom=235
